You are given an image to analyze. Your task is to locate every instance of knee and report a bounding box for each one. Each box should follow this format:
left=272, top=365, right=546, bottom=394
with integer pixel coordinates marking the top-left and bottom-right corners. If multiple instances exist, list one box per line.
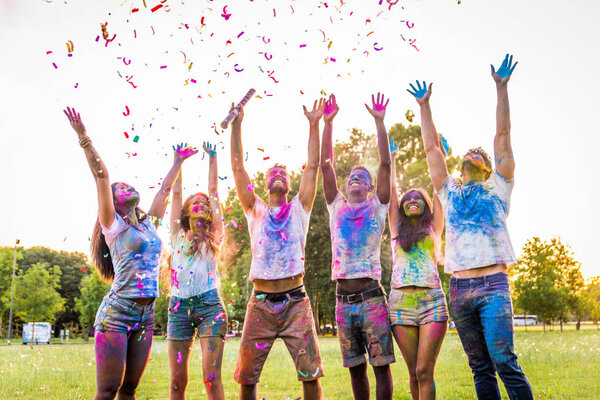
left=203, top=370, right=222, bottom=391
left=415, top=364, right=434, bottom=383
left=349, top=363, right=368, bottom=378
left=170, top=375, right=189, bottom=393
left=95, top=385, right=119, bottom=400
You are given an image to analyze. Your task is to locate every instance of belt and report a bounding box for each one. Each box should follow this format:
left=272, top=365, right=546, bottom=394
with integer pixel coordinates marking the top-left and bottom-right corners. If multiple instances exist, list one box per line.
left=255, top=287, right=306, bottom=303
left=336, top=287, right=384, bottom=304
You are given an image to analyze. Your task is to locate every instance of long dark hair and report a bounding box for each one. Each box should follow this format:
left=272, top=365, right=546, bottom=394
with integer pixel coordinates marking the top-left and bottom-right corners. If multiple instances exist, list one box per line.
left=395, top=188, right=434, bottom=252
left=90, top=182, right=147, bottom=283
left=180, top=192, right=219, bottom=255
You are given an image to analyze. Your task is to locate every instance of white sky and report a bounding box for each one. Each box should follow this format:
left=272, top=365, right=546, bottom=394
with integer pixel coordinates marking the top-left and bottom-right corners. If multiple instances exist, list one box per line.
left=1, top=0, right=599, bottom=278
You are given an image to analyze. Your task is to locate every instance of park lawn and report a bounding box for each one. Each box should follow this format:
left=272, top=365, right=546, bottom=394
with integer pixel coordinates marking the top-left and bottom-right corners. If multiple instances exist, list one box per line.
left=0, top=331, right=599, bottom=399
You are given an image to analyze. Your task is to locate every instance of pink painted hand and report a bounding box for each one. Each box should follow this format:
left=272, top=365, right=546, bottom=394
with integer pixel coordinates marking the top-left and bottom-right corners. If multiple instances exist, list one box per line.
left=303, top=97, right=326, bottom=124
left=173, top=143, right=198, bottom=161
left=324, top=94, right=339, bottom=124
left=365, top=92, right=389, bottom=121
left=63, top=106, right=87, bottom=138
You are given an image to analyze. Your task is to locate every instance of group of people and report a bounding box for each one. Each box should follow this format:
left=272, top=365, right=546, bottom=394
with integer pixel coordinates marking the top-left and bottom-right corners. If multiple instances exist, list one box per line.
left=64, top=54, right=533, bottom=400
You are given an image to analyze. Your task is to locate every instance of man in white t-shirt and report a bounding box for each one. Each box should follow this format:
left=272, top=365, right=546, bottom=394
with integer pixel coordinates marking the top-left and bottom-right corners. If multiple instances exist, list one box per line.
left=408, top=55, right=533, bottom=400
left=230, top=100, right=324, bottom=400
left=321, top=93, right=395, bottom=400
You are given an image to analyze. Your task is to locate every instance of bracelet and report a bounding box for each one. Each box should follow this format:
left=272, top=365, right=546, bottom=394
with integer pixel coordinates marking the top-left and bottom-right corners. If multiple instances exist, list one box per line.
left=79, top=136, right=92, bottom=148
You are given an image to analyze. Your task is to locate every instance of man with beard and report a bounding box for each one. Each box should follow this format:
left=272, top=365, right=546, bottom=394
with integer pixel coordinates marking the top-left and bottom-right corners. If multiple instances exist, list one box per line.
left=320, top=93, right=395, bottom=400
left=230, top=99, right=325, bottom=400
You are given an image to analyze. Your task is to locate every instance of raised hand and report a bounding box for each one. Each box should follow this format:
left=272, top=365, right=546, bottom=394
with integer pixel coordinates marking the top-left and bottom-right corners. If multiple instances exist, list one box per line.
left=202, top=141, right=217, bottom=157
left=173, top=143, right=198, bottom=161
left=407, top=81, right=432, bottom=105
left=491, top=53, right=518, bottom=84
left=63, top=106, right=87, bottom=138
left=389, top=136, right=399, bottom=157
left=230, top=102, right=244, bottom=126
left=324, top=94, right=339, bottom=124
left=303, top=98, right=326, bottom=124
left=365, top=92, right=389, bottom=120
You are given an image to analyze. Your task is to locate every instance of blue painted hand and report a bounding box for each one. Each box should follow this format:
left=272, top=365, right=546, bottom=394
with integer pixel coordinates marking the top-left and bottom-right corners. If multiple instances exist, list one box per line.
left=407, top=80, right=428, bottom=99
left=492, top=54, right=518, bottom=78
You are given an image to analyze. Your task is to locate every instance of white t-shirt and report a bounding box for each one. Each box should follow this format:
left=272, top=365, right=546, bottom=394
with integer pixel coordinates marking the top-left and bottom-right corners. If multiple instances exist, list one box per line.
left=327, top=192, right=389, bottom=280
left=244, top=194, right=310, bottom=281
left=169, top=229, right=221, bottom=298
left=391, top=235, right=442, bottom=289
left=438, top=171, right=517, bottom=272
left=101, top=213, right=162, bottom=298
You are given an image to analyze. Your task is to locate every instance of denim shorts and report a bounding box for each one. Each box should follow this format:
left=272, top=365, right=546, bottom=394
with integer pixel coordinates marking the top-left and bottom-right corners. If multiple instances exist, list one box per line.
left=335, top=282, right=396, bottom=368
left=388, top=287, right=449, bottom=326
left=94, top=291, right=155, bottom=334
left=167, top=289, right=228, bottom=341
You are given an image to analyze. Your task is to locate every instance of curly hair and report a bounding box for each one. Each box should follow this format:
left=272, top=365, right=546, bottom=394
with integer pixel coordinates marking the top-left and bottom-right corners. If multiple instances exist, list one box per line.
left=180, top=193, right=219, bottom=256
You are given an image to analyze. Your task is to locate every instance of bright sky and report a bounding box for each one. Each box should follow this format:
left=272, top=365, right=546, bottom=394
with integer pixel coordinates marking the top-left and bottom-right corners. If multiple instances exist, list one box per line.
left=1, top=0, right=598, bottom=278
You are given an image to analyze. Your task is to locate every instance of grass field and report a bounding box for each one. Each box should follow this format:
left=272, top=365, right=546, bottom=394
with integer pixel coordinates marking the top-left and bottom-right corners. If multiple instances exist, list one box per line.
left=1, top=330, right=599, bottom=399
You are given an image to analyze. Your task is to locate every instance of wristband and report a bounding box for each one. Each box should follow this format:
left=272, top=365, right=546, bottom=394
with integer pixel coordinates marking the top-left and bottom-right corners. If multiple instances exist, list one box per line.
left=79, top=136, right=92, bottom=148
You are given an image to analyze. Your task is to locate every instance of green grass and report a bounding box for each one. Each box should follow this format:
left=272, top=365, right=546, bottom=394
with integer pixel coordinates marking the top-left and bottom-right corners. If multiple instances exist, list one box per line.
left=1, top=330, right=599, bottom=399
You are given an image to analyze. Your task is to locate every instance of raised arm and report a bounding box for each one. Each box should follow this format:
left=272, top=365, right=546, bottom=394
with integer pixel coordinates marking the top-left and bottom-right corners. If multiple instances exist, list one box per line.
left=365, top=93, right=392, bottom=204
left=148, top=144, right=197, bottom=228
left=170, top=170, right=183, bottom=242
left=203, top=142, right=224, bottom=245
left=407, top=81, right=448, bottom=193
left=388, top=138, right=401, bottom=238
left=492, top=54, right=517, bottom=180
left=320, top=94, right=340, bottom=205
left=229, top=104, right=255, bottom=213
left=63, top=107, right=114, bottom=228
left=298, top=98, right=324, bottom=211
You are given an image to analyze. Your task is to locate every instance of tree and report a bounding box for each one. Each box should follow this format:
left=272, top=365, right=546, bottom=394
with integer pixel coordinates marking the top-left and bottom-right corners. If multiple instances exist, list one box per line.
left=0, top=247, right=22, bottom=337
left=513, top=237, right=585, bottom=331
left=74, top=269, right=109, bottom=340
left=586, top=277, right=600, bottom=330
left=11, top=263, right=65, bottom=345
left=19, top=247, right=92, bottom=335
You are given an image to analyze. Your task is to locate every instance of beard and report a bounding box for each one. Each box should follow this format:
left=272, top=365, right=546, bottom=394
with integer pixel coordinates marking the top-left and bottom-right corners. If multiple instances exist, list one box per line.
left=268, top=183, right=289, bottom=194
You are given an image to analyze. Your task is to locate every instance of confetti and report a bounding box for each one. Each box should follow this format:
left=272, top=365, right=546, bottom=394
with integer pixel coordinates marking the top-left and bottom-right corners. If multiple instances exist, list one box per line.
left=373, top=43, right=383, bottom=51
left=123, top=105, right=130, bottom=116
left=255, top=341, right=269, bottom=349
left=247, top=184, right=254, bottom=191
left=221, top=6, right=231, bottom=20
left=133, top=135, right=140, bottom=143
left=405, top=109, right=415, bottom=122
left=151, top=3, right=163, bottom=12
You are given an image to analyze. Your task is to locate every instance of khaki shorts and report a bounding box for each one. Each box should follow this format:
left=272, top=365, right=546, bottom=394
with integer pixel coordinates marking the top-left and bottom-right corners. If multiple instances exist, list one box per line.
left=234, top=288, right=324, bottom=385
left=388, top=287, right=449, bottom=326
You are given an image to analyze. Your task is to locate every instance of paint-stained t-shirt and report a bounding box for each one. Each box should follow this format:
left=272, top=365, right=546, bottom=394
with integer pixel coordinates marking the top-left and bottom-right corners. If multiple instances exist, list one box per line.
left=169, top=229, right=221, bottom=298
left=101, top=213, right=162, bottom=298
left=327, top=191, right=389, bottom=281
left=391, top=235, right=441, bottom=289
left=244, top=195, right=310, bottom=281
left=438, top=171, right=516, bottom=272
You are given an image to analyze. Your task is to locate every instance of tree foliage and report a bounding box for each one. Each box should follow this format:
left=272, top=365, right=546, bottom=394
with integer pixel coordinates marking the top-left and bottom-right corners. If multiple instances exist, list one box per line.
left=74, top=269, right=109, bottom=337
left=12, top=263, right=65, bottom=325
left=513, top=237, right=585, bottom=328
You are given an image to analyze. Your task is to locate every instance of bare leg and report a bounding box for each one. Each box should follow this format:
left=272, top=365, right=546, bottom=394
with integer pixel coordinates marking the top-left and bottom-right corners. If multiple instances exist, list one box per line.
left=168, top=340, right=194, bottom=400
left=94, top=331, right=127, bottom=400
left=199, top=336, right=226, bottom=400
left=239, top=384, right=257, bottom=400
left=302, top=379, right=322, bottom=400
left=117, top=329, right=153, bottom=400
left=392, top=325, right=419, bottom=400
left=349, top=363, right=370, bottom=400
left=373, top=365, right=393, bottom=400
left=415, top=322, right=447, bottom=400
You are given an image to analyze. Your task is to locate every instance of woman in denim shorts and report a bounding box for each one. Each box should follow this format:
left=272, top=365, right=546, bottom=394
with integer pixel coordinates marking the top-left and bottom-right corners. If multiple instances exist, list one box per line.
left=165, top=142, right=227, bottom=400
left=64, top=108, right=195, bottom=399
left=387, top=142, right=448, bottom=400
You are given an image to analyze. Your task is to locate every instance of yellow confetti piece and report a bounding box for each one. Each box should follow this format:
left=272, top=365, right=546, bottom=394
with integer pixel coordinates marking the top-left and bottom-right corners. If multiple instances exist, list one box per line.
left=405, top=110, right=415, bottom=123
left=188, top=62, right=193, bottom=71
left=327, top=41, right=333, bottom=49
left=320, top=90, right=326, bottom=96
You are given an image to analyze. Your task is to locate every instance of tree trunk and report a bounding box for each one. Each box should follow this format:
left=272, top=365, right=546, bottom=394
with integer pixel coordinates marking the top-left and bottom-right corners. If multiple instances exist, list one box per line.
left=313, top=293, right=320, bottom=336
left=560, top=320, right=563, bottom=332
left=576, top=318, right=581, bottom=331
left=31, top=322, right=36, bottom=348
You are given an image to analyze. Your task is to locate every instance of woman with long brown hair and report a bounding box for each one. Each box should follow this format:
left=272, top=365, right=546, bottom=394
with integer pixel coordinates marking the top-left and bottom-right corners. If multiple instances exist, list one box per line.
left=387, top=136, right=448, bottom=400
left=166, top=142, right=226, bottom=400
left=63, top=107, right=196, bottom=400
